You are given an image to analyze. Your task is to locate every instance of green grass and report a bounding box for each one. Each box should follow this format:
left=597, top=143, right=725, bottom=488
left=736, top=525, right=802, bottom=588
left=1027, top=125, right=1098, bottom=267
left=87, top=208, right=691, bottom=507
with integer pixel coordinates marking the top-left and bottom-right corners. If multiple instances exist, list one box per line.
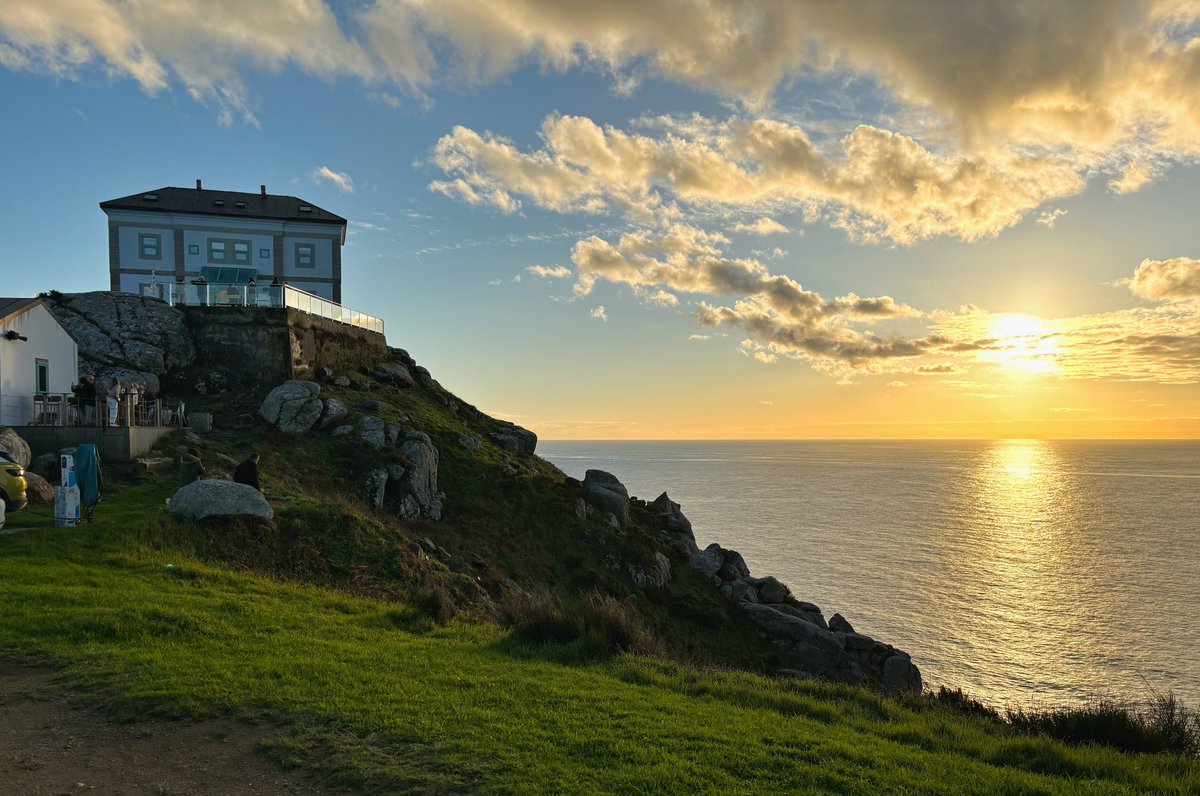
left=2, top=479, right=1198, bottom=793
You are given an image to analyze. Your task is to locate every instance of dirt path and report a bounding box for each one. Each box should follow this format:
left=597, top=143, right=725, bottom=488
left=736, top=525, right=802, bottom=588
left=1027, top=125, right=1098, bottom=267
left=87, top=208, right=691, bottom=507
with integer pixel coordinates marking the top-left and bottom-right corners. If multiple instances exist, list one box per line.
left=0, top=663, right=333, bottom=795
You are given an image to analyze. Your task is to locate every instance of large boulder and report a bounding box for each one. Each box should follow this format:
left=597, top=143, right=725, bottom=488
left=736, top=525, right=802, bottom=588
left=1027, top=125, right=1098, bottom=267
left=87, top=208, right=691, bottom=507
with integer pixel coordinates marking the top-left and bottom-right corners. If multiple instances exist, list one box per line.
left=44, top=292, right=195, bottom=393
left=23, top=472, right=55, bottom=505
left=0, top=427, right=31, bottom=468
left=358, top=415, right=386, bottom=449
left=318, top=398, right=348, bottom=429
left=259, top=381, right=323, bottom=434
left=489, top=424, right=537, bottom=456
left=394, top=431, right=441, bottom=520
left=629, top=552, right=672, bottom=589
left=582, top=469, right=629, bottom=527
left=375, top=361, right=415, bottom=388
left=882, top=654, right=923, bottom=693
left=168, top=479, right=272, bottom=521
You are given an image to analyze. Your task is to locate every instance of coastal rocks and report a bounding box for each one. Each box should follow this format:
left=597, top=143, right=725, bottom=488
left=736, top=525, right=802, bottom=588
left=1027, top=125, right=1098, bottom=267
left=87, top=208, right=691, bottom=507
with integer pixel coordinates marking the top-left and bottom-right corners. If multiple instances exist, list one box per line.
left=45, top=291, right=196, bottom=394
left=365, top=468, right=388, bottom=510
left=882, top=654, right=923, bottom=693
left=168, top=479, right=272, bottom=522
left=690, top=544, right=724, bottom=578
left=318, top=398, right=348, bottom=429
left=649, top=492, right=699, bottom=556
left=331, top=424, right=353, bottom=436
left=396, top=432, right=441, bottom=520
left=259, top=381, right=323, bottom=434
left=829, top=613, right=854, bottom=634
left=457, top=434, right=482, bottom=451
left=358, top=416, right=386, bottom=449
left=582, top=470, right=630, bottom=527
left=628, top=552, right=672, bottom=589
left=754, top=576, right=792, bottom=604
left=375, top=361, right=415, bottom=388
left=489, top=424, right=538, bottom=456
left=0, top=427, right=31, bottom=468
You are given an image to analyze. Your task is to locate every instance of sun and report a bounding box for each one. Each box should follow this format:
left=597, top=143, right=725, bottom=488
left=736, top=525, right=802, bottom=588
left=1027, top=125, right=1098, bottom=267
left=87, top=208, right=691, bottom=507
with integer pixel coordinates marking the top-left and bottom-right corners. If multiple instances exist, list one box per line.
left=984, top=314, right=1060, bottom=375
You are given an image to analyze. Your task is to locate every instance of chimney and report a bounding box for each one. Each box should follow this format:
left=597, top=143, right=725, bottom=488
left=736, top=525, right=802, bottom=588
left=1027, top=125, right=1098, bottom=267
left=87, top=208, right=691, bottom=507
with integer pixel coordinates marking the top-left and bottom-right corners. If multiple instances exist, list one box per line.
left=196, top=178, right=202, bottom=190
left=260, top=184, right=267, bottom=196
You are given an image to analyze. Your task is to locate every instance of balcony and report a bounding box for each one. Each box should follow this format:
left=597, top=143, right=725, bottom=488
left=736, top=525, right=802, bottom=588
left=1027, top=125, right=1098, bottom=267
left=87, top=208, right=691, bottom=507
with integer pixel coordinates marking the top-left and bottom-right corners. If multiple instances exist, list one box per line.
left=144, top=282, right=385, bottom=335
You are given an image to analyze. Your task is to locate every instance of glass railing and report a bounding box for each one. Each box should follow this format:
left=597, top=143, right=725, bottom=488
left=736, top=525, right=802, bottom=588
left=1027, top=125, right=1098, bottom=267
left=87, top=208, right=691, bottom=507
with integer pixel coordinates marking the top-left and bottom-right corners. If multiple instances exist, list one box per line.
left=150, top=282, right=384, bottom=334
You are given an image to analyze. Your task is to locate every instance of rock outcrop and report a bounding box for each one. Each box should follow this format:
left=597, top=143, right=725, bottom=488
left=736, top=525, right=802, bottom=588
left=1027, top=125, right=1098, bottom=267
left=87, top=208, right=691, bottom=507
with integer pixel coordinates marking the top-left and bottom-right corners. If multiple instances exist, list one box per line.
left=44, top=291, right=195, bottom=393
left=168, top=480, right=272, bottom=521
left=259, top=381, right=323, bottom=434
left=582, top=469, right=630, bottom=527
left=489, top=424, right=538, bottom=456
left=395, top=432, right=441, bottom=520
left=0, top=427, right=32, bottom=468
left=318, top=398, right=348, bottom=429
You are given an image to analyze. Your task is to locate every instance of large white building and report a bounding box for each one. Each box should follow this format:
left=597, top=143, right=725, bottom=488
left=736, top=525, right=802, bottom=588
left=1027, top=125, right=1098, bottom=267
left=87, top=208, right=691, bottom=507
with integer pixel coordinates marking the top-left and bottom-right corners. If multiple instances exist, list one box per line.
left=101, top=181, right=348, bottom=302
left=0, top=298, right=79, bottom=427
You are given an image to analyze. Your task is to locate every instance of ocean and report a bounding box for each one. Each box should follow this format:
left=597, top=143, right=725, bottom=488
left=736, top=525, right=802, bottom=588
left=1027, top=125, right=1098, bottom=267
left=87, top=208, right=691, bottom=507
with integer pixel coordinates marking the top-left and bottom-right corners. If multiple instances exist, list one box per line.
left=539, top=440, right=1200, bottom=707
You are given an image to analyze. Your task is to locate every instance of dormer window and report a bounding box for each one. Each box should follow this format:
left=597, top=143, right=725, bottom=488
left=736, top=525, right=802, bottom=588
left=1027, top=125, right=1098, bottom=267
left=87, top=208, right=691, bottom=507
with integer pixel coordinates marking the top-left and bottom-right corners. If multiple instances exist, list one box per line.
left=299, top=205, right=312, bottom=213
left=142, top=193, right=158, bottom=201
left=235, top=201, right=246, bottom=208
left=213, top=199, right=226, bottom=207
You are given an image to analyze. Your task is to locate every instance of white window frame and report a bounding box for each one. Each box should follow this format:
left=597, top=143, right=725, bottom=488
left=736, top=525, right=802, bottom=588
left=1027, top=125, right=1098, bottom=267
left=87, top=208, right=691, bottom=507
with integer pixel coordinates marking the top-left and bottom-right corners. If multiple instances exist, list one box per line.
left=139, top=233, right=162, bottom=260
left=295, top=242, right=316, bottom=269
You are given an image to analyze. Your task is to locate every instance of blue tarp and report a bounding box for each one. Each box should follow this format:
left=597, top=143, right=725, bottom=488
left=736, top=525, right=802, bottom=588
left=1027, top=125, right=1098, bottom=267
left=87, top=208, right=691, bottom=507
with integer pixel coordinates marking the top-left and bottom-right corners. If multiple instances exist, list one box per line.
left=74, top=443, right=102, bottom=510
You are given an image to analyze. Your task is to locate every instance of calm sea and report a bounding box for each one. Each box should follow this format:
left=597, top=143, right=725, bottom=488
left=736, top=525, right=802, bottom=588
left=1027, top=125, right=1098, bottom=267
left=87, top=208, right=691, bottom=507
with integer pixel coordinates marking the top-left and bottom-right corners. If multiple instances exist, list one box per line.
left=540, top=440, right=1200, bottom=707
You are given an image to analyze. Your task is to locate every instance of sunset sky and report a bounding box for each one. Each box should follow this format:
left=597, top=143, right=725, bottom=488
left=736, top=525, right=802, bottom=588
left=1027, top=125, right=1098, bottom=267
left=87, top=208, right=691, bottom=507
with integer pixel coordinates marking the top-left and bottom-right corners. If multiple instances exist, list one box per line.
left=2, top=1, right=1199, bottom=438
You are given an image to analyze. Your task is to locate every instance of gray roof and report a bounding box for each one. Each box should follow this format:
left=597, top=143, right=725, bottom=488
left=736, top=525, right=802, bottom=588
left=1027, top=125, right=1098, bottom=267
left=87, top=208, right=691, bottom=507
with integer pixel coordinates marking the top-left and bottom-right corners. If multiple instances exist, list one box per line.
left=100, top=186, right=347, bottom=227
left=0, top=297, right=42, bottom=324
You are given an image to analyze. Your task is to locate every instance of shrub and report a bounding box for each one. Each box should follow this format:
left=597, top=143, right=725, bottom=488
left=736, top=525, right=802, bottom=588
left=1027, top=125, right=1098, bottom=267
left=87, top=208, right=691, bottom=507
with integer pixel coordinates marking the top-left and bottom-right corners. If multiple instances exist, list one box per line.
left=1006, top=692, right=1200, bottom=757
left=498, top=588, right=665, bottom=659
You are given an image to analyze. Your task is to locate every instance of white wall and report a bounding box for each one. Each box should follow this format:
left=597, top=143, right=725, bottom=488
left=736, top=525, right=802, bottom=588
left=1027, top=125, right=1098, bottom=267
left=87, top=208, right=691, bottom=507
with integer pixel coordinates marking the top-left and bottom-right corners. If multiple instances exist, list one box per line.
left=0, top=303, right=79, bottom=427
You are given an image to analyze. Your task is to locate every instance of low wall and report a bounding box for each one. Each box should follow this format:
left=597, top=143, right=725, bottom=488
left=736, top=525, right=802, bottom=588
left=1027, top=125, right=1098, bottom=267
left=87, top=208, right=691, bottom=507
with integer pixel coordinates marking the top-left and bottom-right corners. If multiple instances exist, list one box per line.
left=179, top=307, right=388, bottom=387
left=16, top=426, right=174, bottom=463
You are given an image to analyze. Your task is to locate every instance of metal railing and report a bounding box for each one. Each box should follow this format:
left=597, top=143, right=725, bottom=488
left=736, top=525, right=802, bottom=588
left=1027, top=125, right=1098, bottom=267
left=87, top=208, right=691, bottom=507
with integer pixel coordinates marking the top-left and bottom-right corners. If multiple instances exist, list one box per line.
left=31, top=393, right=186, bottom=428
left=148, top=281, right=384, bottom=334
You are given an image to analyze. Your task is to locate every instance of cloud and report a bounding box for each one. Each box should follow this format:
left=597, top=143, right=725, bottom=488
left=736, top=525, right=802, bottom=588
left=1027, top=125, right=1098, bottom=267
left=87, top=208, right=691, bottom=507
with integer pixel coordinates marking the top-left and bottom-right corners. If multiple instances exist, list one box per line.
left=733, top=217, right=789, bottom=235
left=688, top=334, right=710, bottom=341
left=915, top=363, right=963, bottom=374
left=313, top=165, right=354, bottom=192
left=1036, top=208, right=1067, bottom=228
left=1125, top=257, right=1200, bottom=302
left=351, top=221, right=386, bottom=231
left=430, top=114, right=1086, bottom=244
left=526, top=264, right=572, bottom=279
left=1108, top=160, right=1162, bottom=195
left=757, top=399, right=775, bottom=405
left=889, top=381, right=908, bottom=387
left=591, top=305, right=608, bottom=321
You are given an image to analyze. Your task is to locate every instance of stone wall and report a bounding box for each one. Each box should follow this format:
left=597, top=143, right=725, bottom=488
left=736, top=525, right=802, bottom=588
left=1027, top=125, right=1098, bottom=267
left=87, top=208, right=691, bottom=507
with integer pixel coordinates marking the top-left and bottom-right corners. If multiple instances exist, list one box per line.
left=178, top=306, right=388, bottom=388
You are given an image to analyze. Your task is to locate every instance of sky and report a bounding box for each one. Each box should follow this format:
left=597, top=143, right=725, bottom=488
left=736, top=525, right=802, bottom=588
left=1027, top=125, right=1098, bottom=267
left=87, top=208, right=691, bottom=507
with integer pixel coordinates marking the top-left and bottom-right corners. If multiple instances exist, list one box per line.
left=2, top=1, right=1199, bottom=439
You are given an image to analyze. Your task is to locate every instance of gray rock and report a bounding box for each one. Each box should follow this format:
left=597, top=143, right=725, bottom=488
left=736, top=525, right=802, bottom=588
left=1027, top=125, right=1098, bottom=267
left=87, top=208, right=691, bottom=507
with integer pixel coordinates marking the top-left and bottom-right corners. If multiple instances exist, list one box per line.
left=582, top=469, right=629, bottom=527
left=168, top=479, right=272, bottom=521
left=882, top=654, right=923, bottom=692
left=45, top=292, right=195, bottom=394
left=413, top=365, right=432, bottom=384
left=501, top=464, right=518, bottom=477
left=359, top=416, right=386, bottom=449
left=215, top=453, right=238, bottom=466
left=318, top=398, right=348, bottom=429
left=333, top=375, right=351, bottom=387
left=375, top=361, right=415, bottom=388
left=839, top=632, right=877, bottom=652
left=365, top=468, right=388, bottom=509
left=385, top=422, right=403, bottom=446
left=489, top=425, right=538, bottom=456
left=23, top=472, right=54, bottom=505
left=721, top=579, right=760, bottom=604
left=716, top=549, right=750, bottom=582
left=187, top=412, right=213, bottom=434
left=575, top=497, right=588, bottom=522
left=755, top=576, right=791, bottom=604
left=331, top=424, right=353, bottom=436
left=361, top=399, right=389, bottom=413
left=259, top=381, right=323, bottom=434
left=741, top=603, right=845, bottom=658
left=629, top=552, right=672, bottom=589
left=0, top=427, right=31, bottom=468
left=690, top=544, right=724, bottom=577
left=32, top=453, right=58, bottom=478
left=829, top=613, right=854, bottom=634
left=456, top=434, right=482, bottom=451
left=394, top=431, right=440, bottom=520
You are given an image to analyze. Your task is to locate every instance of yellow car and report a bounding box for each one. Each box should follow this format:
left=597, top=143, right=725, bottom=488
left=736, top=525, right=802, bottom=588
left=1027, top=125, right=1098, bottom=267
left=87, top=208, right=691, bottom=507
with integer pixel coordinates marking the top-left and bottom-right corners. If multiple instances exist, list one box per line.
left=0, top=451, right=29, bottom=512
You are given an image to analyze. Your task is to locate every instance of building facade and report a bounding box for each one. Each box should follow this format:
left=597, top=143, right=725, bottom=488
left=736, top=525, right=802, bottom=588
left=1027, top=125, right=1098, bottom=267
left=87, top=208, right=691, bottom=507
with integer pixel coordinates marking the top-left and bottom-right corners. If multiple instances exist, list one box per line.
left=0, top=298, right=79, bottom=427
left=101, top=181, right=348, bottom=302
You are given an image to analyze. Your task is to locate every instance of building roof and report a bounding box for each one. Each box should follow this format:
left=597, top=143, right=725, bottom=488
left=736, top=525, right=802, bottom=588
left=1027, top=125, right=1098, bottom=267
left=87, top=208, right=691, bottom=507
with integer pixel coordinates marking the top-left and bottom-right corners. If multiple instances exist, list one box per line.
left=100, top=186, right=347, bottom=227
left=0, top=297, right=43, bottom=325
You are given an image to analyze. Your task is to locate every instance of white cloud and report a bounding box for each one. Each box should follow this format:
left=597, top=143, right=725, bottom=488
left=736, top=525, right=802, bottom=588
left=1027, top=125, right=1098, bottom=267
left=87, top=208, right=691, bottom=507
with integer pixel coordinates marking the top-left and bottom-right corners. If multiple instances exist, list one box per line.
left=313, top=165, right=354, bottom=193
left=688, top=334, right=710, bottom=341
left=733, top=217, right=789, bottom=235
left=1036, top=208, right=1067, bottom=228
left=527, top=264, right=572, bottom=279
left=1125, top=257, right=1200, bottom=302
left=757, top=399, right=775, bottom=405
left=591, top=305, right=608, bottom=321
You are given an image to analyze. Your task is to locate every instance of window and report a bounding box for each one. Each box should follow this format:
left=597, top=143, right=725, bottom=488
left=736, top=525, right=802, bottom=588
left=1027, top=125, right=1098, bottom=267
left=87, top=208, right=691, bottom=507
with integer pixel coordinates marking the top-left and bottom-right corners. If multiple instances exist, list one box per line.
left=199, top=266, right=258, bottom=283
left=295, top=243, right=316, bottom=269
left=259, top=248, right=270, bottom=259
left=188, top=243, right=200, bottom=256
left=139, top=233, right=161, bottom=260
left=208, top=239, right=226, bottom=261
left=35, top=359, right=49, bottom=395
left=232, top=241, right=250, bottom=264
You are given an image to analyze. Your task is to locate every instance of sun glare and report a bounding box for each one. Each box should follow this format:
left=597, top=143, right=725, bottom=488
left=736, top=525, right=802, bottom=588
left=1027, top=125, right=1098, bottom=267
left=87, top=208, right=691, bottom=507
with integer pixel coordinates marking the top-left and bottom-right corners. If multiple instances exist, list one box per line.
left=984, top=314, right=1060, bottom=375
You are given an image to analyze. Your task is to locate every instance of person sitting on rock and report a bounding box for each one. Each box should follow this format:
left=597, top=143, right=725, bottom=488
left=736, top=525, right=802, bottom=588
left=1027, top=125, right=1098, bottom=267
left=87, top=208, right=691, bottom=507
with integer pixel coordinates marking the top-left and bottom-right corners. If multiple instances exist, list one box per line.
left=179, top=451, right=205, bottom=487
left=233, top=453, right=261, bottom=492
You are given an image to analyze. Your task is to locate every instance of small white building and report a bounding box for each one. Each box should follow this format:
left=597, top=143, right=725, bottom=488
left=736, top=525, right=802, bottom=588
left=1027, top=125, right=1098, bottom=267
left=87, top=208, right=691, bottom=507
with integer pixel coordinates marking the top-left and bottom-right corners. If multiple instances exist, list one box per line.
left=101, top=180, right=348, bottom=302
left=0, top=298, right=79, bottom=427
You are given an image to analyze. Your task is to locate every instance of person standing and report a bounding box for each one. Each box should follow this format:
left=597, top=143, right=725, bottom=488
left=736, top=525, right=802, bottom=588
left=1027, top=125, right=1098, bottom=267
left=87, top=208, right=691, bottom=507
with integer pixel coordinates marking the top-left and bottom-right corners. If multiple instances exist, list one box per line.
left=233, top=453, right=261, bottom=492
left=105, top=377, right=122, bottom=427
left=80, top=375, right=96, bottom=426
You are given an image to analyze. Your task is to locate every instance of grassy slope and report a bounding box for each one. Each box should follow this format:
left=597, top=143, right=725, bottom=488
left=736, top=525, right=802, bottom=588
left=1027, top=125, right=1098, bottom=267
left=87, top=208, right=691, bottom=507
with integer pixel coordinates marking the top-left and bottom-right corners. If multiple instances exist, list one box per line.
left=2, top=374, right=1199, bottom=793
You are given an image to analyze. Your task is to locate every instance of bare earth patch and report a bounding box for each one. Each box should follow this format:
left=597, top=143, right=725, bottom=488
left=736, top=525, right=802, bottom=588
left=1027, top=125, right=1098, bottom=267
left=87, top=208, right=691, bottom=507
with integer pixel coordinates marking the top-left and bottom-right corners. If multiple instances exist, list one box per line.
left=0, top=663, right=332, bottom=795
